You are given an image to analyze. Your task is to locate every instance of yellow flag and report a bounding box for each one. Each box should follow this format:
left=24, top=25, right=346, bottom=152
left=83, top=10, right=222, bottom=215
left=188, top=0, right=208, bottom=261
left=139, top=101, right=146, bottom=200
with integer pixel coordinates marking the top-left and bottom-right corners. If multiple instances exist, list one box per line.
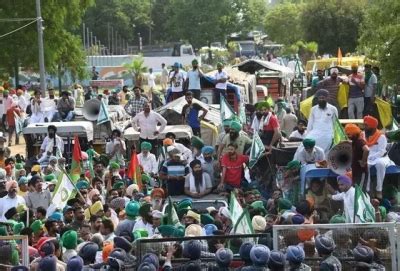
left=300, top=95, right=314, bottom=119
left=375, top=97, right=393, bottom=128
left=337, top=83, right=349, bottom=110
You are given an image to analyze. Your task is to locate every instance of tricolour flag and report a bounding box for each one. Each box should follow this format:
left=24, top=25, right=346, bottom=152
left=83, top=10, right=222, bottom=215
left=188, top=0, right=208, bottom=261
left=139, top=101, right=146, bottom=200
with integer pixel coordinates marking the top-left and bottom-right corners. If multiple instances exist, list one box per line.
left=47, top=172, right=76, bottom=216
left=166, top=197, right=181, bottom=226
left=70, top=135, right=82, bottom=182
left=354, top=184, right=375, bottom=223
left=97, top=99, right=110, bottom=125
left=220, top=94, right=236, bottom=123
left=127, top=151, right=142, bottom=190
left=332, top=115, right=347, bottom=146
left=249, top=132, right=265, bottom=168
left=230, top=192, right=254, bottom=234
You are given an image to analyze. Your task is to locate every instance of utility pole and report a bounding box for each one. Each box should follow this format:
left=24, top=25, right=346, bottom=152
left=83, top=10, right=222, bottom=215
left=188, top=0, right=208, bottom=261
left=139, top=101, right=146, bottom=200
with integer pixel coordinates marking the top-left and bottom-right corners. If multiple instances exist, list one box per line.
left=35, top=0, right=46, bottom=96
left=82, top=22, right=86, bottom=50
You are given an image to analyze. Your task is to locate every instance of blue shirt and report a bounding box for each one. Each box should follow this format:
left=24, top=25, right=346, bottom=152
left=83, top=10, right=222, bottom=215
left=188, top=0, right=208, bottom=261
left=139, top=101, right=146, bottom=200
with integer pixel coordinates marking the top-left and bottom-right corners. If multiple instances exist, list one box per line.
left=182, top=103, right=203, bottom=128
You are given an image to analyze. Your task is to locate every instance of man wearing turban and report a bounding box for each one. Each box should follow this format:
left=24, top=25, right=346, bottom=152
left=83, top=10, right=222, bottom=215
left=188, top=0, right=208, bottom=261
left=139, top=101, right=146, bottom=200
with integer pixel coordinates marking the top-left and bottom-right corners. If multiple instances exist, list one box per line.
left=327, top=175, right=359, bottom=223
left=344, top=124, right=369, bottom=185
left=184, top=159, right=212, bottom=198
left=0, top=180, right=25, bottom=222
left=306, top=89, right=338, bottom=153
left=347, top=63, right=365, bottom=119
left=316, top=67, right=343, bottom=108
left=218, top=120, right=251, bottom=157
left=294, top=138, right=325, bottom=165
left=138, top=141, right=158, bottom=178
left=363, top=116, right=394, bottom=199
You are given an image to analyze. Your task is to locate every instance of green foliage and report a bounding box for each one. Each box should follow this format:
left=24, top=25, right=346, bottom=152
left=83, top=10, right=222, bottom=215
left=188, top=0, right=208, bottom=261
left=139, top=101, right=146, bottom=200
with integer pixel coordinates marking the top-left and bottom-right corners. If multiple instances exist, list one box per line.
left=264, top=2, right=304, bottom=45
left=300, top=0, right=367, bottom=54
left=358, top=0, right=400, bottom=84
left=123, top=56, right=148, bottom=85
left=0, top=0, right=94, bottom=80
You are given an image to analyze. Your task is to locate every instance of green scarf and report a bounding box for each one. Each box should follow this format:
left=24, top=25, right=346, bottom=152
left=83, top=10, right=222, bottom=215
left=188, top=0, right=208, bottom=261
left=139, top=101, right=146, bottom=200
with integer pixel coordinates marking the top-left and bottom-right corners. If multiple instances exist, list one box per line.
left=365, top=71, right=372, bottom=84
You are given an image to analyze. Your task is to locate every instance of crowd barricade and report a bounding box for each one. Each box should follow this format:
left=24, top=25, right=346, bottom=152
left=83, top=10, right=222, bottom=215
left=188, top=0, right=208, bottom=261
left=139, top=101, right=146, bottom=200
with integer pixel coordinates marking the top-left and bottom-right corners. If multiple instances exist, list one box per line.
left=0, top=235, right=29, bottom=268
left=272, top=222, right=397, bottom=270
left=134, top=233, right=269, bottom=268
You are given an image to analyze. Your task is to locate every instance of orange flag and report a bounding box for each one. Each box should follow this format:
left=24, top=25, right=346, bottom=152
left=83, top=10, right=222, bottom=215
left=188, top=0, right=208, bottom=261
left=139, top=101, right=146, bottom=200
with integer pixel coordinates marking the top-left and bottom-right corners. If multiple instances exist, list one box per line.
left=337, top=47, right=343, bottom=66
left=127, top=151, right=143, bottom=190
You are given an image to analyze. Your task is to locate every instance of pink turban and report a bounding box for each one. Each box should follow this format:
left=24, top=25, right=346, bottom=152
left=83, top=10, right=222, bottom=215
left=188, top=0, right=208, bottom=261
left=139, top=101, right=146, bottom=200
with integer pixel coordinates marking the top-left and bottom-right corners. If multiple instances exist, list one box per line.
left=6, top=180, right=18, bottom=192
left=88, top=188, right=100, bottom=202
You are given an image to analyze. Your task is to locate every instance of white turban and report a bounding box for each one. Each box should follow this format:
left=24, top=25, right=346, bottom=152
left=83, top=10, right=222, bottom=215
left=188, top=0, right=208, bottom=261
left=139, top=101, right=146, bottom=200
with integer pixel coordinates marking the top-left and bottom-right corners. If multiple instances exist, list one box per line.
left=330, top=68, right=339, bottom=74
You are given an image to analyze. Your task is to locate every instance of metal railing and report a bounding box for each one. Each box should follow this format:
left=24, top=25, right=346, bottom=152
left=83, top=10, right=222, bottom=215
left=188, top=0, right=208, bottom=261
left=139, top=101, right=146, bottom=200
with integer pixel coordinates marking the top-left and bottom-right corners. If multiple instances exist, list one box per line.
left=273, top=222, right=397, bottom=271
left=0, top=235, right=29, bottom=268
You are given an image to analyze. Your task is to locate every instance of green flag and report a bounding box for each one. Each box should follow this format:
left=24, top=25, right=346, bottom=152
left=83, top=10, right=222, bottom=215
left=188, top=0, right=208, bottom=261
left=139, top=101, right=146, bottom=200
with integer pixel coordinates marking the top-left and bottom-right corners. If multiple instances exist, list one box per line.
left=166, top=197, right=181, bottom=226
left=354, top=184, right=375, bottom=223
left=97, top=99, right=110, bottom=125
left=249, top=132, right=265, bottom=168
left=220, top=94, right=236, bottom=123
left=230, top=192, right=254, bottom=234
left=333, top=115, right=347, bottom=145
left=47, top=172, right=76, bottom=216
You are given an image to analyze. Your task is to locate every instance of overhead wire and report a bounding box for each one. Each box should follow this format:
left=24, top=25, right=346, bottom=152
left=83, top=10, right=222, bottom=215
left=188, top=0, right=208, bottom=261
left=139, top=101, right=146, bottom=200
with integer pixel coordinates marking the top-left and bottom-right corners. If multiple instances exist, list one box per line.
left=0, top=18, right=40, bottom=39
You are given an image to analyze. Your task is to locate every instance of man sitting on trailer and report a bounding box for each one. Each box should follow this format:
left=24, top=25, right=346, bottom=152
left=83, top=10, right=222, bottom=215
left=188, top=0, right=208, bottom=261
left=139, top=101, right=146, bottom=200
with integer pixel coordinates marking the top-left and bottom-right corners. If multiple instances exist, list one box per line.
left=294, top=138, right=325, bottom=165
left=289, top=119, right=308, bottom=141
left=363, top=115, right=394, bottom=199
left=40, top=125, right=64, bottom=159
left=124, top=86, right=148, bottom=117
left=55, top=91, right=75, bottom=122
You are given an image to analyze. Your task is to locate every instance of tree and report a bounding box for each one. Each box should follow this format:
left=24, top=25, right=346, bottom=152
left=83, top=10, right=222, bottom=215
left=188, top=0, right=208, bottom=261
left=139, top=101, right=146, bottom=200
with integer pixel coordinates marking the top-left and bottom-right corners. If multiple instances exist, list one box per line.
left=237, top=0, right=268, bottom=33
left=300, top=0, right=367, bottom=55
left=123, top=56, right=148, bottom=87
left=264, top=2, right=305, bottom=45
left=83, top=0, right=151, bottom=50
left=0, top=0, right=94, bottom=82
left=164, top=0, right=242, bottom=49
left=358, top=0, right=400, bottom=85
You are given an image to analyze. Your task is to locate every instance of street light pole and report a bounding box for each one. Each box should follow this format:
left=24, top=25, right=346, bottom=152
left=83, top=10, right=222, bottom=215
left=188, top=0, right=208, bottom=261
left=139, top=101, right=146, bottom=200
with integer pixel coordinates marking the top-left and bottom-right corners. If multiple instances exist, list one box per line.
left=35, top=0, right=46, bottom=96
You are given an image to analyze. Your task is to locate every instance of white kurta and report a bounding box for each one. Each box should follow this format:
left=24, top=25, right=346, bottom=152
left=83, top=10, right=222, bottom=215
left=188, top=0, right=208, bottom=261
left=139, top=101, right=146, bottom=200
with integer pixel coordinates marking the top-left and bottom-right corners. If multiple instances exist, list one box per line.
left=331, top=187, right=359, bottom=223
left=138, top=152, right=158, bottom=174
left=366, top=134, right=394, bottom=192
left=306, top=104, right=338, bottom=153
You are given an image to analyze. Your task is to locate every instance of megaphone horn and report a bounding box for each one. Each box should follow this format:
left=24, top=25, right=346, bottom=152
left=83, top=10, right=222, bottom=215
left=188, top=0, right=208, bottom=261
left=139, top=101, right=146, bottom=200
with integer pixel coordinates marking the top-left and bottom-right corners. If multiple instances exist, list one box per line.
left=82, top=98, right=101, bottom=121
left=327, top=141, right=352, bottom=175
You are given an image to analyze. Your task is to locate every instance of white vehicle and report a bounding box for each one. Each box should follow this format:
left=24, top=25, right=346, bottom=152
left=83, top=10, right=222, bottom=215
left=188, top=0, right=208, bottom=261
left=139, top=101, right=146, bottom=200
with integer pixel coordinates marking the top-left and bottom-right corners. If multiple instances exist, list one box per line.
left=87, top=43, right=200, bottom=71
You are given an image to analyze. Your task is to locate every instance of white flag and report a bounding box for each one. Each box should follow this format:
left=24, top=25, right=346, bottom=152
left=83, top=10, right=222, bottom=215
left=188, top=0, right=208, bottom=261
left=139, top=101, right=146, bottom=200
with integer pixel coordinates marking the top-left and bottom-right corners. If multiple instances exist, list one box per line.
left=47, top=173, right=76, bottom=216
left=249, top=132, right=265, bottom=168
left=97, top=99, right=110, bottom=125
left=230, top=192, right=254, bottom=234
left=239, top=102, right=246, bottom=125
left=220, top=94, right=236, bottom=123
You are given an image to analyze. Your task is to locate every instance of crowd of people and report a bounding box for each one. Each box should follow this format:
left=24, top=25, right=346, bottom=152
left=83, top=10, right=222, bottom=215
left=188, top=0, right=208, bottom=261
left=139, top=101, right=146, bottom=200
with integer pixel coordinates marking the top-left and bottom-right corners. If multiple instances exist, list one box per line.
left=0, top=59, right=397, bottom=270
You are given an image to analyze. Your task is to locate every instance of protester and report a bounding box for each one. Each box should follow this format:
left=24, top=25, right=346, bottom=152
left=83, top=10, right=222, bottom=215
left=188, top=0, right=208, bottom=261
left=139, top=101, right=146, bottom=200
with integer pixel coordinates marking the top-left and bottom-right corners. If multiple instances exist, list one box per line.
left=124, top=86, right=148, bottom=117
left=131, top=102, right=167, bottom=153
left=169, top=62, right=186, bottom=100
left=55, top=91, right=75, bottom=121
left=306, top=89, right=338, bottom=153
left=347, top=63, right=365, bottom=119
left=186, top=59, right=203, bottom=99
left=182, top=91, right=208, bottom=136
left=363, top=115, right=394, bottom=199
left=214, top=63, right=229, bottom=104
